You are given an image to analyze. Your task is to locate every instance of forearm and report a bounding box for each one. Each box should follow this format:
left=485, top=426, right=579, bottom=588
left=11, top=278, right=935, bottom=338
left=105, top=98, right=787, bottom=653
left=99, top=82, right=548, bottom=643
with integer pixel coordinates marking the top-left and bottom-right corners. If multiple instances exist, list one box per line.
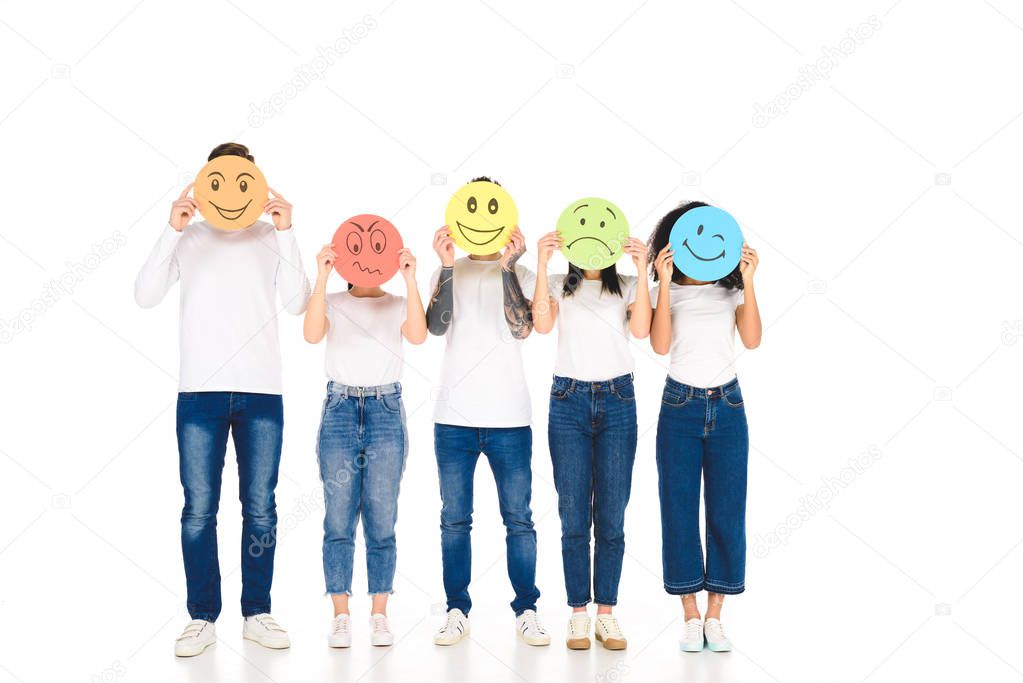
left=531, top=268, right=555, bottom=334
left=426, top=266, right=453, bottom=335
left=502, top=268, right=533, bottom=339
left=650, top=285, right=673, bottom=354
left=134, top=224, right=181, bottom=308
left=629, top=278, right=652, bottom=339
left=275, top=228, right=311, bottom=315
left=736, top=283, right=762, bottom=348
left=402, top=280, right=428, bottom=344
left=303, top=276, right=328, bottom=343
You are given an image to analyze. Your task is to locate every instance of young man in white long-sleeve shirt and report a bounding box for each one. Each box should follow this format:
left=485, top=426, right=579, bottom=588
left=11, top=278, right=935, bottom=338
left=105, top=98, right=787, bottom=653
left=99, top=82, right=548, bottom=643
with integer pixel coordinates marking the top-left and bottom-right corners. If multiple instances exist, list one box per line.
left=134, top=143, right=310, bottom=657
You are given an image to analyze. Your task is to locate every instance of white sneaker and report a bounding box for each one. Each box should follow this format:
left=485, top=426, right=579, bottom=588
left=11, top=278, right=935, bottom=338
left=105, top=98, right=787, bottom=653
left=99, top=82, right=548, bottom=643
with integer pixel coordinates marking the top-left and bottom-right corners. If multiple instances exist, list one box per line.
left=516, top=609, right=551, bottom=646
left=434, top=608, right=469, bottom=645
left=595, top=614, right=627, bottom=650
left=680, top=618, right=704, bottom=652
left=370, top=613, right=394, bottom=647
left=566, top=613, right=591, bottom=650
left=704, top=618, right=732, bottom=652
left=328, top=613, right=352, bottom=648
left=174, top=619, right=216, bottom=657
left=243, top=613, right=291, bottom=649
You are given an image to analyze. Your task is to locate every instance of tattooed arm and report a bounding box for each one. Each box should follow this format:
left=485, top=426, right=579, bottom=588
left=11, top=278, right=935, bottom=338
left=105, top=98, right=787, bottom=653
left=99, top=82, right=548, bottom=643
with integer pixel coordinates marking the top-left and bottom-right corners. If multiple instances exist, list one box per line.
left=500, top=227, right=533, bottom=340
left=426, top=226, right=455, bottom=336
left=427, top=266, right=454, bottom=335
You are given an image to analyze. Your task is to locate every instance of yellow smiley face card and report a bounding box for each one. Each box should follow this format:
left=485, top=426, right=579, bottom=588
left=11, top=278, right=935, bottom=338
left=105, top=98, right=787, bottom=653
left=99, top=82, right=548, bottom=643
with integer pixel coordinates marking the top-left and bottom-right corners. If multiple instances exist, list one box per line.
left=444, top=180, right=517, bottom=255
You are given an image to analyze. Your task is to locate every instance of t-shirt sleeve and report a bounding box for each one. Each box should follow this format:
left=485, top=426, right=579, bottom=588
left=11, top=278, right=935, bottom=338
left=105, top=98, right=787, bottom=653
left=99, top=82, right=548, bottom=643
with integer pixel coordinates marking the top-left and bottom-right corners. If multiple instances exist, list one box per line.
left=393, top=294, right=408, bottom=326
left=546, top=274, right=564, bottom=301
left=516, top=265, right=537, bottom=300
left=624, top=275, right=639, bottom=305
left=736, top=288, right=745, bottom=307
left=324, top=292, right=343, bottom=330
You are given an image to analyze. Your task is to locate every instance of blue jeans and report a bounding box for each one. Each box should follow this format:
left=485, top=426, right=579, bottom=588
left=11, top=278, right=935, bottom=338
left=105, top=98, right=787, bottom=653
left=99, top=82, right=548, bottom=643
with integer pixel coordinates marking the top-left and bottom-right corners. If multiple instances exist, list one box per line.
left=434, top=424, right=540, bottom=615
left=656, top=377, right=749, bottom=595
left=176, top=391, right=283, bottom=621
left=548, top=374, right=637, bottom=607
left=317, top=382, right=407, bottom=595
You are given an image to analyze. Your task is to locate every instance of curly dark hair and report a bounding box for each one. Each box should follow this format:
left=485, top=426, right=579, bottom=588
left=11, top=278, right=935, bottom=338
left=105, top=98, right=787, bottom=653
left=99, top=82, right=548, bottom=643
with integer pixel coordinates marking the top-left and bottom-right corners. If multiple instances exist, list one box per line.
left=646, top=201, right=743, bottom=290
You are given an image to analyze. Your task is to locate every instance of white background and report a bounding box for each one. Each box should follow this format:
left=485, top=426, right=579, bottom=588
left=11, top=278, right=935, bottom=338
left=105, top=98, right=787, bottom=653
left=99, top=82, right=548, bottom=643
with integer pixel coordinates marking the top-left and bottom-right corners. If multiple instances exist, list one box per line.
left=1, top=1, right=1021, bottom=681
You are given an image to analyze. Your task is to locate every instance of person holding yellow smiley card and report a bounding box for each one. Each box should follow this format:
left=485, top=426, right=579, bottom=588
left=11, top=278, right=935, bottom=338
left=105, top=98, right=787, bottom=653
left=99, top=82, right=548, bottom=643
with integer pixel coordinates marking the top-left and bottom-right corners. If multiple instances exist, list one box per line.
left=426, top=177, right=551, bottom=647
left=134, top=143, right=310, bottom=657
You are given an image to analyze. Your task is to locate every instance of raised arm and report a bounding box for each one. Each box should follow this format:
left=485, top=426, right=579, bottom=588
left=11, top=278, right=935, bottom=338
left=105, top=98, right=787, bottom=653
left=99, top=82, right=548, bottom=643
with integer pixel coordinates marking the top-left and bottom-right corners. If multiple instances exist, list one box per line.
left=623, top=237, right=652, bottom=339
left=266, top=188, right=311, bottom=315
left=399, top=248, right=427, bottom=344
left=649, top=244, right=675, bottom=355
left=426, top=226, right=455, bottom=336
left=500, top=227, right=532, bottom=340
left=531, top=231, right=561, bottom=334
left=736, top=244, right=761, bottom=349
left=303, top=244, right=334, bottom=344
left=134, top=185, right=193, bottom=308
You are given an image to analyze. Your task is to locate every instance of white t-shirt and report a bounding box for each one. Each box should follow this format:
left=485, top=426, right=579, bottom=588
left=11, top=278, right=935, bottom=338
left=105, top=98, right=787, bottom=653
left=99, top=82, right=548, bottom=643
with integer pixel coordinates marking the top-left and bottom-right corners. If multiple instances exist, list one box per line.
left=430, top=257, right=536, bottom=428
left=134, top=221, right=310, bottom=394
left=547, top=274, right=638, bottom=381
left=652, top=282, right=744, bottom=388
left=324, top=291, right=406, bottom=386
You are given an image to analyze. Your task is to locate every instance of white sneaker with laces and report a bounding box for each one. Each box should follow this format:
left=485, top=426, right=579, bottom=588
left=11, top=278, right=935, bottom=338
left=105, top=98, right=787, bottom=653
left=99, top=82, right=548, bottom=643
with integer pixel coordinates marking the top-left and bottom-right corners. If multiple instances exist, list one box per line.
left=680, top=618, right=704, bottom=652
left=516, top=609, right=551, bottom=646
left=243, top=613, right=290, bottom=649
left=703, top=618, right=732, bottom=652
left=595, top=614, right=627, bottom=650
left=328, top=613, right=352, bottom=648
left=566, top=613, right=591, bottom=650
left=174, top=619, right=216, bottom=657
left=434, top=608, right=469, bottom=645
left=370, top=613, right=394, bottom=647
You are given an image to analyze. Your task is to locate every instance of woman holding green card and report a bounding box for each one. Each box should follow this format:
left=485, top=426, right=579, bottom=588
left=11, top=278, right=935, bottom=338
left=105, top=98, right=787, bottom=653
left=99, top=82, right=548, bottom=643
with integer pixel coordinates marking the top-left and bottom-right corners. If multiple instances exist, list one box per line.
left=532, top=198, right=652, bottom=651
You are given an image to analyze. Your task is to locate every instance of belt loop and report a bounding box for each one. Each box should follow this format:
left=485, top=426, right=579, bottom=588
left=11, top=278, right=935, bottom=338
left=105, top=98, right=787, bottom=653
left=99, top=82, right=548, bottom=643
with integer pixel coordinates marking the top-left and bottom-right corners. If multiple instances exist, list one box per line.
left=375, top=385, right=382, bottom=400
left=341, top=385, right=348, bottom=400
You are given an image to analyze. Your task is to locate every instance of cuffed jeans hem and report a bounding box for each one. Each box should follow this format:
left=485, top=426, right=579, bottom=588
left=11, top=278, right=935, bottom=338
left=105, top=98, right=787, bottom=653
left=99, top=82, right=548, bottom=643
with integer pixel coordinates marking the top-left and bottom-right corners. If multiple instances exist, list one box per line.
left=594, top=597, right=619, bottom=607
left=567, top=599, right=591, bottom=608
left=241, top=605, right=271, bottom=618
left=366, top=588, right=394, bottom=596
left=663, top=577, right=706, bottom=595
left=513, top=606, right=537, bottom=617
left=705, top=580, right=745, bottom=595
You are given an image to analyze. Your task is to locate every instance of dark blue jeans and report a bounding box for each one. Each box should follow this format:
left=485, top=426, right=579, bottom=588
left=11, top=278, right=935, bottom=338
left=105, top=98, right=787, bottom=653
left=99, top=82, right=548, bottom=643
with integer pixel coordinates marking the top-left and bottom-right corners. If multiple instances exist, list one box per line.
left=548, top=374, right=637, bottom=607
left=656, top=377, right=748, bottom=595
left=434, top=424, right=540, bottom=615
left=176, top=391, right=283, bottom=621
left=317, top=382, right=407, bottom=595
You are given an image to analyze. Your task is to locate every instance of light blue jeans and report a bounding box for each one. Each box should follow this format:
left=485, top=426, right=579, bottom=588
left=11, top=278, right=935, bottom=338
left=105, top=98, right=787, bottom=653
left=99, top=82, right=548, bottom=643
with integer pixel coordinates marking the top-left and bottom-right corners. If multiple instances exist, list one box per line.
left=317, top=381, right=407, bottom=595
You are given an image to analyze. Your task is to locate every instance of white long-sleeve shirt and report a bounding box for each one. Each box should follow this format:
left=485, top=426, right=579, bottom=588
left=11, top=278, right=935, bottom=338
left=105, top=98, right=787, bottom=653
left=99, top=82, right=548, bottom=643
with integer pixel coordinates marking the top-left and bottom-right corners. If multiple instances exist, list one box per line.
left=135, top=220, right=310, bottom=394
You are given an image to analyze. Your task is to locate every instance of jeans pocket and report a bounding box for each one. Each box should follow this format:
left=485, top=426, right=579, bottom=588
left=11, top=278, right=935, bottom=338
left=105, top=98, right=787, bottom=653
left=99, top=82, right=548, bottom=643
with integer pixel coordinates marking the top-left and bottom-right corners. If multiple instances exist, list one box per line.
left=381, top=393, right=403, bottom=414
left=662, top=388, right=690, bottom=408
left=178, top=392, right=197, bottom=402
left=550, top=378, right=573, bottom=400
left=611, top=382, right=635, bottom=402
left=325, top=393, right=344, bottom=411
left=723, top=385, right=744, bottom=408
